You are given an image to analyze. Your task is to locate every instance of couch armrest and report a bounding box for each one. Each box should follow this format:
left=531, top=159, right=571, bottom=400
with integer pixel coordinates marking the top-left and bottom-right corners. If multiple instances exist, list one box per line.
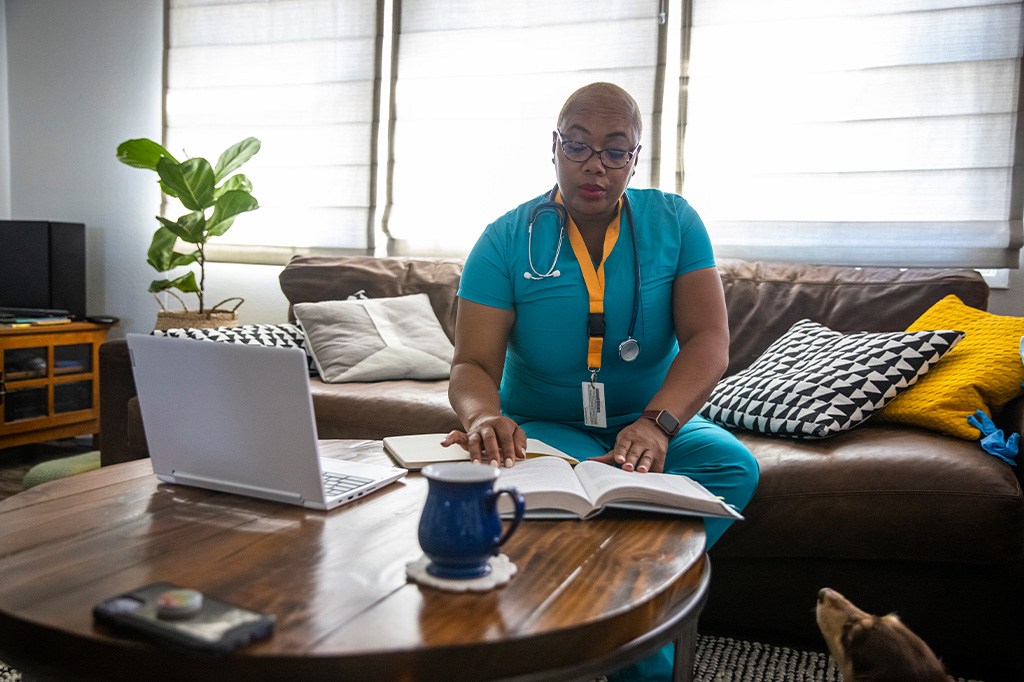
left=997, top=393, right=1024, bottom=438
left=994, top=394, right=1024, bottom=488
left=99, top=339, right=144, bottom=466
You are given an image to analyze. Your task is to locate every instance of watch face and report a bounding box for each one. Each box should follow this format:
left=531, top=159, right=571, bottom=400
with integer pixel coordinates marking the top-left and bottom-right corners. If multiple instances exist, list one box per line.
left=656, top=410, right=680, bottom=435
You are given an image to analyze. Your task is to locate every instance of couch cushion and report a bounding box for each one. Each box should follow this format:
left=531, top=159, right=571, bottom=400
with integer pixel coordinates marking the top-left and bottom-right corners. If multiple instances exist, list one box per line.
left=717, top=259, right=988, bottom=377
left=878, top=295, right=1024, bottom=440
left=279, top=255, right=464, bottom=341
left=715, top=425, right=1024, bottom=566
left=295, top=294, right=454, bottom=382
left=308, top=378, right=462, bottom=440
left=700, top=320, right=962, bottom=439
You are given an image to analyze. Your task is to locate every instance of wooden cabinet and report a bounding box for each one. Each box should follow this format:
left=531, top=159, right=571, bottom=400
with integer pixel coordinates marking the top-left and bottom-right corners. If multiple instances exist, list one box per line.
left=0, top=322, right=111, bottom=449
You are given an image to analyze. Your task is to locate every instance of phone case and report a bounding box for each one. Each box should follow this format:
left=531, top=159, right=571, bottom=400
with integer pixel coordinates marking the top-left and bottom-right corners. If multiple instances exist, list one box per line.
left=93, top=582, right=275, bottom=653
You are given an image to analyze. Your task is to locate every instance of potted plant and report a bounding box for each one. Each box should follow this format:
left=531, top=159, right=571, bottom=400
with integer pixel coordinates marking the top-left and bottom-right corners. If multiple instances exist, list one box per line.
left=116, top=136, right=261, bottom=329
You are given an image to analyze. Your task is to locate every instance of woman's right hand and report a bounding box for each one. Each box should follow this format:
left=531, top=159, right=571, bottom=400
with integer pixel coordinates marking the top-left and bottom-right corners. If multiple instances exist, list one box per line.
left=443, top=416, right=526, bottom=467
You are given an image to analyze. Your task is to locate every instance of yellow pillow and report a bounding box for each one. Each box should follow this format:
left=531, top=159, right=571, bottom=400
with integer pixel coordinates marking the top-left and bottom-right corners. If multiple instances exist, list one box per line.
left=877, top=295, right=1024, bottom=439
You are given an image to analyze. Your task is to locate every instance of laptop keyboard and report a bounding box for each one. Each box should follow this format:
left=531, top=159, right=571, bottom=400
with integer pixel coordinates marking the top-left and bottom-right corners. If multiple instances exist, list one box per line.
left=322, top=472, right=374, bottom=497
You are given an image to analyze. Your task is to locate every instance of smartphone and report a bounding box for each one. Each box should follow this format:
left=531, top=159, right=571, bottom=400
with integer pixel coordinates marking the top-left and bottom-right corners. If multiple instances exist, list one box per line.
left=93, top=582, right=275, bottom=653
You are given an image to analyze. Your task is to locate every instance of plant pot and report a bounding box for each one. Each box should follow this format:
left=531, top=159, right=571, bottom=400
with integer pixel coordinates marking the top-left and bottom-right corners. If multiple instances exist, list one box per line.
left=154, top=297, right=244, bottom=331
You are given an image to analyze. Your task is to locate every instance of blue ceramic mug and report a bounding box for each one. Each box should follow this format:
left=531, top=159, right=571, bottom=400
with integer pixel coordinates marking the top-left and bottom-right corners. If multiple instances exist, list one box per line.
left=418, top=462, right=526, bottom=579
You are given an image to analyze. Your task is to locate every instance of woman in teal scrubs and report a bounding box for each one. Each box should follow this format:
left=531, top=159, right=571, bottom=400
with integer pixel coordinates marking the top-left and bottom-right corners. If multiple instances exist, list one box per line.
left=446, top=83, right=759, bottom=681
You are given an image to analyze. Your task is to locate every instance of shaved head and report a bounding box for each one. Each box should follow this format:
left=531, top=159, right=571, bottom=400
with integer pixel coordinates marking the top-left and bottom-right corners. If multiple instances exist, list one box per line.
left=557, top=82, right=642, bottom=143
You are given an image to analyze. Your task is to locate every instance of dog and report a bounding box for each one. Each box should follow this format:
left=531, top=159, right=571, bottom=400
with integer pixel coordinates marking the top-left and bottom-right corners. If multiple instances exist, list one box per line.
left=816, top=587, right=954, bottom=681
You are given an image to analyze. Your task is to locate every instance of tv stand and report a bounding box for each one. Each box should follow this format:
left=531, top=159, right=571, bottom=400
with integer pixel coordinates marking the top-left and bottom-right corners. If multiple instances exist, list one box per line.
left=0, top=322, right=113, bottom=450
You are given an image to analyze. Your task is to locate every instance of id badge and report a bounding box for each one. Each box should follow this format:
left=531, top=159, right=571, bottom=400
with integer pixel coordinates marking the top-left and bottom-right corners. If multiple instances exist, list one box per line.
left=582, top=381, right=607, bottom=428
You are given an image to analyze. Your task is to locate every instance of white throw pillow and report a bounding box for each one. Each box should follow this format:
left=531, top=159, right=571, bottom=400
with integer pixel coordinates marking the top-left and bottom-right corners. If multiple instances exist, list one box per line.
left=294, top=294, right=454, bottom=383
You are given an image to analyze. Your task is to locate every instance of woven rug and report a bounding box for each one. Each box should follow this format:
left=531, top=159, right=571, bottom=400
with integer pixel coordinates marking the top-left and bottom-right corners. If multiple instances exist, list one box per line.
left=692, top=633, right=989, bottom=682
left=693, top=634, right=840, bottom=681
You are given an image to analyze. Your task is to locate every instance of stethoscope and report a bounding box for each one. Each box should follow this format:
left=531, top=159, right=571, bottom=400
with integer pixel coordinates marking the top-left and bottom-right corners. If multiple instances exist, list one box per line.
left=524, top=187, right=642, bottom=362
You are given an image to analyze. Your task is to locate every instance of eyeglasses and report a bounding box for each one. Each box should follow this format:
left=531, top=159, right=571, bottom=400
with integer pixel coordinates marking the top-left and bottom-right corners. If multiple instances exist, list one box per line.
left=556, top=131, right=639, bottom=170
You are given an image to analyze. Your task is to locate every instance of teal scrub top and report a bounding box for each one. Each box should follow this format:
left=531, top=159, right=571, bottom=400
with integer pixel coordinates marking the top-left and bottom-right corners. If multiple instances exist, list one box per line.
left=458, top=187, right=716, bottom=428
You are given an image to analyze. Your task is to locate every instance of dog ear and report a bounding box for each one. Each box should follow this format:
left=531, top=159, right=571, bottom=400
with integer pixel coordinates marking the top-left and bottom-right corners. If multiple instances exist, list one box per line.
left=844, top=618, right=893, bottom=681
left=845, top=616, right=916, bottom=681
left=844, top=615, right=952, bottom=681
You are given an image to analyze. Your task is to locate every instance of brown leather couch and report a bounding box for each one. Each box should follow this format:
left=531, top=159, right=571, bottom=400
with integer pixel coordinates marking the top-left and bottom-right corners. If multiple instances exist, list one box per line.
left=99, top=255, right=1024, bottom=680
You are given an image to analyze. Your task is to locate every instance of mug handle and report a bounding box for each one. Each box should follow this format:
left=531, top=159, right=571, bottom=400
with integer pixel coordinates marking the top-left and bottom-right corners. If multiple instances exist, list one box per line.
left=492, top=487, right=526, bottom=549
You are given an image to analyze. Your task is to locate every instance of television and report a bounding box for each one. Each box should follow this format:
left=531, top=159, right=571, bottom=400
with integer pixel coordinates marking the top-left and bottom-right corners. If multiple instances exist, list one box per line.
left=0, top=220, right=86, bottom=319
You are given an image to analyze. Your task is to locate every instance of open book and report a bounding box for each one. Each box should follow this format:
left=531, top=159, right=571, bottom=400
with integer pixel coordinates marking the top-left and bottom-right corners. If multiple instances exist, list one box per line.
left=382, top=432, right=578, bottom=470
left=495, top=457, right=743, bottom=521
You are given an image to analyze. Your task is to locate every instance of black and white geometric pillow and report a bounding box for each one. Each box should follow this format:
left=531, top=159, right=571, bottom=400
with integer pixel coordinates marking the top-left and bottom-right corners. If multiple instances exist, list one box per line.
left=153, top=323, right=316, bottom=373
left=699, top=319, right=964, bottom=439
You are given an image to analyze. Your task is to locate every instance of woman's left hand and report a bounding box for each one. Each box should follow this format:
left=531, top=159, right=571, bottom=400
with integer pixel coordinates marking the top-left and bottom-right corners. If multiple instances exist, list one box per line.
left=592, top=418, right=669, bottom=473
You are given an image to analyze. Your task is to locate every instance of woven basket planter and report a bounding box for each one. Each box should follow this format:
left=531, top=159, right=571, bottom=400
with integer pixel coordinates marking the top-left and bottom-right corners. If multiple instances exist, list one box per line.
left=154, top=297, right=243, bottom=331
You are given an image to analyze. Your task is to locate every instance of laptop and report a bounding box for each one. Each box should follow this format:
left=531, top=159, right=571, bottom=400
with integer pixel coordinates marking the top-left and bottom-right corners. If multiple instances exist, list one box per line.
left=126, top=333, right=407, bottom=510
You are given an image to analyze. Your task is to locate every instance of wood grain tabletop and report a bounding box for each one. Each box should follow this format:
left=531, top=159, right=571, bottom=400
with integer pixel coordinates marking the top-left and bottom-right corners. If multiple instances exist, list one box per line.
left=0, top=440, right=708, bottom=681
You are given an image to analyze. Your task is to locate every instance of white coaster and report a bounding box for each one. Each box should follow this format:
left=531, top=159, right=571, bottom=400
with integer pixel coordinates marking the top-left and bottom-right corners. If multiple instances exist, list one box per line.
left=405, top=553, right=517, bottom=592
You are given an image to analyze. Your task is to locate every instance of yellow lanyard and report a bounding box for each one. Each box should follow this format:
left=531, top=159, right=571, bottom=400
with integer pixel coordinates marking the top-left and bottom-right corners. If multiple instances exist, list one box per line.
left=559, top=193, right=622, bottom=375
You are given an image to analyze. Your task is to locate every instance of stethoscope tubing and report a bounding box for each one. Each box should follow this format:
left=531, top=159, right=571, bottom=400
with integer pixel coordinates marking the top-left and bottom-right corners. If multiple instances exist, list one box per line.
left=524, top=186, right=641, bottom=361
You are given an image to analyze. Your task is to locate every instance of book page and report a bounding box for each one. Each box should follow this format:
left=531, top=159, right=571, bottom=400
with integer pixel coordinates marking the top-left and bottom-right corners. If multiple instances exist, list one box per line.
left=383, top=434, right=467, bottom=468
left=523, top=439, right=579, bottom=464
left=383, top=433, right=578, bottom=469
left=495, top=457, right=595, bottom=518
left=573, top=460, right=741, bottom=519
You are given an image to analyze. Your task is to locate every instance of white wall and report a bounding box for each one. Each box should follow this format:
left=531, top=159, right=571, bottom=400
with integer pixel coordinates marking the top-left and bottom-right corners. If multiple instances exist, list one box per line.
left=990, top=264, right=1023, bottom=316
left=1, top=0, right=1019, bottom=332
left=3, top=0, right=287, bottom=337
left=0, top=1, right=11, bottom=218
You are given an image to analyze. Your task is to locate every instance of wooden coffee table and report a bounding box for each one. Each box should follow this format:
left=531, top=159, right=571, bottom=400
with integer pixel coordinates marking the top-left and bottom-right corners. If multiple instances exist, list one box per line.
left=0, top=440, right=709, bottom=682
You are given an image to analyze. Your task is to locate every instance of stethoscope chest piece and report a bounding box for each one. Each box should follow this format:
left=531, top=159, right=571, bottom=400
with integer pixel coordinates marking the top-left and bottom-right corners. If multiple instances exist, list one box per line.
left=618, top=337, right=640, bottom=362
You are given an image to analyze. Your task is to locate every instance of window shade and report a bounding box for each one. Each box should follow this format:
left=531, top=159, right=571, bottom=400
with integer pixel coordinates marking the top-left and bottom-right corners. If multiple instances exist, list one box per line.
left=681, top=0, right=1024, bottom=268
left=385, top=0, right=665, bottom=256
left=165, top=0, right=380, bottom=258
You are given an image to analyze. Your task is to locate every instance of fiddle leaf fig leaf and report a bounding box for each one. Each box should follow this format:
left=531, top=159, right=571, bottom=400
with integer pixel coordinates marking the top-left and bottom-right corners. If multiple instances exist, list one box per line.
left=156, top=214, right=204, bottom=245
left=117, top=138, right=179, bottom=170
left=214, top=137, right=261, bottom=183
left=147, top=225, right=179, bottom=272
left=157, top=157, right=216, bottom=211
left=147, top=225, right=197, bottom=272
left=176, top=211, right=207, bottom=244
left=149, top=271, right=199, bottom=294
left=147, top=278, right=176, bottom=293
left=159, top=179, right=180, bottom=199
left=207, top=190, right=259, bottom=237
left=215, top=173, right=253, bottom=197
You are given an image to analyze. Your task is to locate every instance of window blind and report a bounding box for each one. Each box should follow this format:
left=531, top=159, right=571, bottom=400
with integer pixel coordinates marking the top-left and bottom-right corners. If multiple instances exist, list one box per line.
left=165, top=0, right=381, bottom=260
left=680, top=0, right=1024, bottom=268
left=385, top=0, right=666, bottom=255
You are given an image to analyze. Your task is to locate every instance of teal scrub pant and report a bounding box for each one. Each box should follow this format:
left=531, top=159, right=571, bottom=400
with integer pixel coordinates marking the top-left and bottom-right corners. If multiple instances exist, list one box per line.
left=518, top=415, right=760, bottom=682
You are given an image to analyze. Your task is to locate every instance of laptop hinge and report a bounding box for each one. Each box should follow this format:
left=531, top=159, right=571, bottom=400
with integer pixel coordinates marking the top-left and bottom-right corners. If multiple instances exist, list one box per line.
left=170, top=471, right=305, bottom=505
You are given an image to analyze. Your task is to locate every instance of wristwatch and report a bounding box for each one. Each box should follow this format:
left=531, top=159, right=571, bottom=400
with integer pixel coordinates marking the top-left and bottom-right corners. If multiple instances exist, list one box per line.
left=642, top=409, right=682, bottom=438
